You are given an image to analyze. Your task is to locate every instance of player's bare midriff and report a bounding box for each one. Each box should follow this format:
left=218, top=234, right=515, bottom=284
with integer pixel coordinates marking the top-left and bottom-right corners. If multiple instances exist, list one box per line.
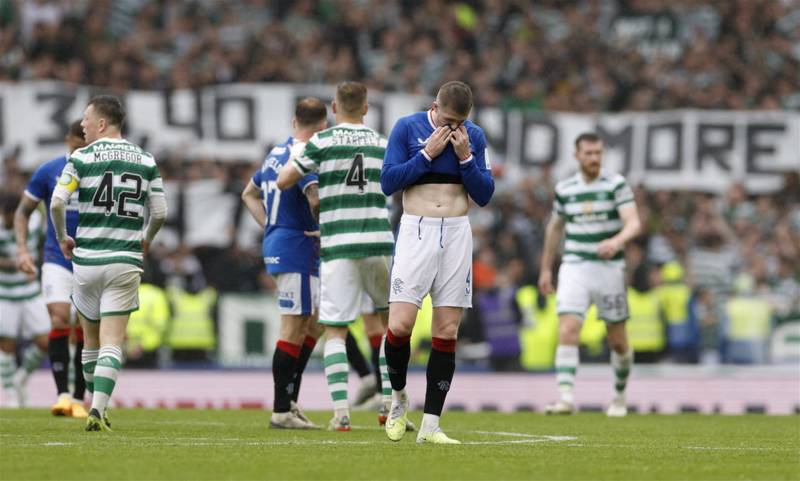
left=402, top=183, right=469, bottom=217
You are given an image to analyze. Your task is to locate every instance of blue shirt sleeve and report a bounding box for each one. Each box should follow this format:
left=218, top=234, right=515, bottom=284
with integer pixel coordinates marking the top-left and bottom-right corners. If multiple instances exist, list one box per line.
left=251, top=168, right=263, bottom=189
left=380, top=118, right=433, bottom=196
left=459, top=128, right=494, bottom=207
left=25, top=163, right=50, bottom=202
left=298, top=173, right=318, bottom=192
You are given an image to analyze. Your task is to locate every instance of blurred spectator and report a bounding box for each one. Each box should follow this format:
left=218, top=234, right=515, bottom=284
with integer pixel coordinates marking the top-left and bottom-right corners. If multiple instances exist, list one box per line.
left=474, top=264, right=524, bottom=371
left=1, top=0, right=798, bottom=110
left=126, top=283, right=170, bottom=369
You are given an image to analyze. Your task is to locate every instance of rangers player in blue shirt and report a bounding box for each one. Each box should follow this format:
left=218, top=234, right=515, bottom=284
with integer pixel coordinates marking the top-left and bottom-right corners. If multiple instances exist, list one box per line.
left=14, top=120, right=88, bottom=418
left=380, top=81, right=494, bottom=444
left=241, top=98, right=328, bottom=430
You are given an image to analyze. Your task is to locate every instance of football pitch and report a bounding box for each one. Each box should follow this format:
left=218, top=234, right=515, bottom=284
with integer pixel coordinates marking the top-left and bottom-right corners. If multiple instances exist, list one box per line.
left=1, top=409, right=798, bottom=481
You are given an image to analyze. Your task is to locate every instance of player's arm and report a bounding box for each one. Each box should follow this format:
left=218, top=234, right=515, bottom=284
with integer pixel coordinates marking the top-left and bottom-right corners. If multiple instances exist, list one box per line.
left=598, top=181, right=641, bottom=259
left=143, top=168, right=168, bottom=251
left=13, top=194, right=40, bottom=274
left=303, top=181, right=320, bottom=224
left=241, top=179, right=266, bottom=229
left=278, top=141, right=315, bottom=190
left=51, top=162, right=80, bottom=259
left=538, top=213, right=566, bottom=295
left=380, top=118, right=434, bottom=196
left=453, top=126, right=494, bottom=207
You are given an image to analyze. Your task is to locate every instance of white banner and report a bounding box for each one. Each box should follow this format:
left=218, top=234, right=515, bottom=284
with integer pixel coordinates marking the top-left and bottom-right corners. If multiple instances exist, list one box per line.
left=2, top=81, right=798, bottom=192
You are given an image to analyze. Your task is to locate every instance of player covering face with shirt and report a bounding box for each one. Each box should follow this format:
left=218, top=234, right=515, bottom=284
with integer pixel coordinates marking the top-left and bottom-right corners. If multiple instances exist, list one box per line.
left=380, top=81, right=494, bottom=444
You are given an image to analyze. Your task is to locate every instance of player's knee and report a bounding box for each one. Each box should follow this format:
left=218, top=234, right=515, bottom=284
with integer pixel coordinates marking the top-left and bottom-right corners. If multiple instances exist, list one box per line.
left=433, top=326, right=458, bottom=340
left=608, top=336, right=628, bottom=354
left=33, top=335, right=49, bottom=351
left=559, top=317, right=581, bottom=342
left=388, top=304, right=417, bottom=335
left=50, top=315, right=70, bottom=330
left=47, top=304, right=70, bottom=329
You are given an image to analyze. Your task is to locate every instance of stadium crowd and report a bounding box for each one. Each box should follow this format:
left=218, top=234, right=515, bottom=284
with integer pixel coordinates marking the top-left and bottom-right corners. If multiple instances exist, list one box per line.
left=1, top=0, right=798, bottom=369
left=2, top=0, right=800, bottom=111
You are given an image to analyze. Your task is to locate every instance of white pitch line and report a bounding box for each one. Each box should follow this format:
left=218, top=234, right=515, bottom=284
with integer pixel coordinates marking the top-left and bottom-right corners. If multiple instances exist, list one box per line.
left=24, top=430, right=580, bottom=448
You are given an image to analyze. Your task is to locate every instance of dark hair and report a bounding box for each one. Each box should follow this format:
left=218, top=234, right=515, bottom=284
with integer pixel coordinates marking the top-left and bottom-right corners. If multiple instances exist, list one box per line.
left=575, top=132, right=602, bottom=150
left=295, top=97, right=327, bottom=127
left=436, top=81, right=473, bottom=117
left=335, top=81, right=368, bottom=115
left=88, top=95, right=125, bottom=128
left=68, top=119, right=85, bottom=140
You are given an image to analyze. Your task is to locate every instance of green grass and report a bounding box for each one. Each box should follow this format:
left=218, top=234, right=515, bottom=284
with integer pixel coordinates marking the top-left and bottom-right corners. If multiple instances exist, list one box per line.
left=1, top=409, right=798, bottom=481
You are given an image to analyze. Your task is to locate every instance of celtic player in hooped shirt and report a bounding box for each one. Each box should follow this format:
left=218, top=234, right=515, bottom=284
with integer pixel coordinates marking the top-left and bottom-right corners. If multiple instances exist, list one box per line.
left=538, top=132, right=641, bottom=418
left=51, top=95, right=167, bottom=431
left=277, top=81, right=397, bottom=433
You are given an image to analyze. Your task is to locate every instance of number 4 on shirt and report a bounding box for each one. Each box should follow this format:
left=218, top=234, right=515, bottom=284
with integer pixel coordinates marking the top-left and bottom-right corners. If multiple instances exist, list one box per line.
left=345, top=153, right=367, bottom=193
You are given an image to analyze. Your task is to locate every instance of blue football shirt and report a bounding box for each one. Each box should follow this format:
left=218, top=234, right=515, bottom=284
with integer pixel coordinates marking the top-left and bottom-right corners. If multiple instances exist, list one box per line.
left=251, top=137, right=319, bottom=276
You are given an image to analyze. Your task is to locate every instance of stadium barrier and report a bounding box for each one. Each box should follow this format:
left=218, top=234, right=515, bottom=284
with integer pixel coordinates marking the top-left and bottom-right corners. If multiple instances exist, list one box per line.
left=19, top=364, right=799, bottom=415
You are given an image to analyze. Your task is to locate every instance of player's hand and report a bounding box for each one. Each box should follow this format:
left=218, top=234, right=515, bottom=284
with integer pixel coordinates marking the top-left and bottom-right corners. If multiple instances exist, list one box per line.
left=289, top=141, right=307, bottom=161
left=303, top=230, right=320, bottom=238
left=16, top=250, right=37, bottom=275
left=142, top=239, right=151, bottom=258
left=424, top=127, right=451, bottom=159
left=597, top=238, right=623, bottom=259
left=59, top=236, right=76, bottom=260
left=449, top=126, right=471, bottom=161
left=538, top=269, right=554, bottom=295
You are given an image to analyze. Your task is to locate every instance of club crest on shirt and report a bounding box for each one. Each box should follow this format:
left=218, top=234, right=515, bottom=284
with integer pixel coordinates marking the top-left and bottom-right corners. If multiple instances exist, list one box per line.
left=392, top=277, right=404, bottom=294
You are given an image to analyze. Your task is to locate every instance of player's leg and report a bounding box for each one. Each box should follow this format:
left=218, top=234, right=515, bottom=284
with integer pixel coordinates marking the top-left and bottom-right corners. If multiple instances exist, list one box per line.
left=0, top=301, right=20, bottom=407
left=0, top=336, right=19, bottom=408
left=86, top=264, right=140, bottom=431
left=78, top=313, right=99, bottom=388
left=70, top=321, right=87, bottom=418
left=14, top=297, right=50, bottom=407
left=46, top=303, right=73, bottom=414
left=289, top=313, right=322, bottom=425
left=605, top=322, right=632, bottom=417
left=414, top=306, right=461, bottom=445
left=548, top=262, right=590, bottom=414
left=87, top=314, right=128, bottom=431
left=345, top=328, right=375, bottom=403
left=42, top=263, right=77, bottom=415
left=323, top=325, right=350, bottom=430
left=362, top=297, right=384, bottom=402
left=318, top=259, right=360, bottom=431
left=291, top=313, right=322, bottom=404
left=269, top=273, right=315, bottom=429
left=546, top=314, right=582, bottom=414
left=596, top=264, right=632, bottom=417
left=349, top=293, right=379, bottom=407
left=363, top=309, right=396, bottom=424
left=71, top=265, right=101, bottom=406
left=416, top=218, right=471, bottom=444
left=385, top=217, right=438, bottom=441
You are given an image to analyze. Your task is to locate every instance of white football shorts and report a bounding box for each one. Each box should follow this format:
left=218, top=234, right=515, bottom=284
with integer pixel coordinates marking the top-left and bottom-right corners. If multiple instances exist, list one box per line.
left=556, top=261, right=629, bottom=322
left=42, top=262, right=73, bottom=305
left=72, top=263, right=142, bottom=322
left=389, top=214, right=472, bottom=309
left=274, top=272, right=319, bottom=316
left=0, top=295, right=50, bottom=339
left=319, top=256, right=390, bottom=326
